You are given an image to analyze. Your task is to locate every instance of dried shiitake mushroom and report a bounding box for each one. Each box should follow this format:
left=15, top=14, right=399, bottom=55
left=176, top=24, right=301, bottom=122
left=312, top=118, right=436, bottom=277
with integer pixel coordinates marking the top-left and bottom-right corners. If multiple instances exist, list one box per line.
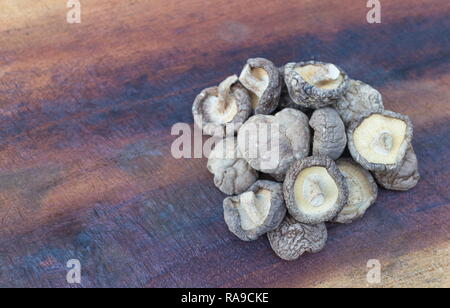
left=237, top=108, right=311, bottom=177
left=333, top=158, right=378, bottom=224
left=373, top=145, right=420, bottom=191
left=348, top=110, right=413, bottom=172
left=333, top=79, right=384, bottom=127
left=223, top=180, right=287, bottom=241
left=267, top=215, right=327, bottom=261
left=239, top=58, right=282, bottom=115
left=191, top=56, right=420, bottom=259
left=310, top=107, right=347, bottom=160
left=192, top=75, right=251, bottom=136
left=284, top=156, right=348, bottom=225
left=207, top=137, right=258, bottom=195
left=284, top=61, right=349, bottom=109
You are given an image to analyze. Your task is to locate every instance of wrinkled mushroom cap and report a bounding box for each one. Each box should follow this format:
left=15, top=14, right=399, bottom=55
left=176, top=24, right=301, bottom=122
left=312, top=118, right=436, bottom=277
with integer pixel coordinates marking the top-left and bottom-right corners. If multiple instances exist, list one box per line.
left=278, top=66, right=310, bottom=112
left=333, top=79, right=384, bottom=127
left=284, top=61, right=349, bottom=109
left=310, top=107, right=347, bottom=160
left=333, top=158, right=378, bottom=224
left=237, top=108, right=311, bottom=176
left=267, top=215, right=327, bottom=261
left=207, top=137, right=258, bottom=195
left=374, top=145, right=420, bottom=191
left=239, top=58, right=282, bottom=115
left=192, top=75, right=252, bottom=137
left=347, top=110, right=414, bottom=172
left=223, top=180, right=286, bottom=241
left=284, top=156, right=348, bottom=225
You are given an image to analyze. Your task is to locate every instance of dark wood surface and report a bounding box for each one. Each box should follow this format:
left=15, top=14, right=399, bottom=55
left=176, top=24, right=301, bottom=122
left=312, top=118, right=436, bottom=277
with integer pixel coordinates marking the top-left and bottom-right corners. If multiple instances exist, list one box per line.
left=0, top=0, right=449, bottom=288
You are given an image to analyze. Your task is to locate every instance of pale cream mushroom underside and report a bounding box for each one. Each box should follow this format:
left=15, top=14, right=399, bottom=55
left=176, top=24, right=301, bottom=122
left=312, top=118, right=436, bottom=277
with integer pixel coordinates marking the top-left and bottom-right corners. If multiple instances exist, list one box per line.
left=203, top=75, right=239, bottom=124
left=353, top=114, right=407, bottom=164
left=337, top=162, right=374, bottom=217
left=237, top=189, right=272, bottom=231
left=295, top=64, right=343, bottom=90
left=293, top=167, right=339, bottom=216
left=239, top=65, right=269, bottom=109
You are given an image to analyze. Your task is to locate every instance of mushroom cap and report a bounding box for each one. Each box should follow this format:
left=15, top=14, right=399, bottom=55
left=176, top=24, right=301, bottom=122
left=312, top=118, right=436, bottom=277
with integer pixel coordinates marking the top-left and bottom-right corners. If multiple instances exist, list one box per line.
left=310, top=107, right=347, bottom=160
left=223, top=180, right=287, bottom=241
left=267, top=215, right=327, bottom=261
left=207, top=137, right=258, bottom=195
left=284, top=61, right=349, bottom=109
left=333, top=158, right=378, bottom=224
left=192, top=80, right=252, bottom=137
left=283, top=156, right=348, bottom=225
left=347, top=110, right=414, bottom=172
left=237, top=113, right=278, bottom=173
left=237, top=108, right=311, bottom=175
left=374, top=145, right=420, bottom=191
left=277, top=66, right=310, bottom=112
left=333, top=79, right=384, bottom=127
left=239, top=58, right=282, bottom=115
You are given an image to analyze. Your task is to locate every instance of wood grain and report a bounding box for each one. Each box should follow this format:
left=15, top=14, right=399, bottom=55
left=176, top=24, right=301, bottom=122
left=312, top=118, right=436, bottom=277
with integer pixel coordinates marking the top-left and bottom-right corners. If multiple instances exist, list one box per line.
left=0, top=0, right=449, bottom=288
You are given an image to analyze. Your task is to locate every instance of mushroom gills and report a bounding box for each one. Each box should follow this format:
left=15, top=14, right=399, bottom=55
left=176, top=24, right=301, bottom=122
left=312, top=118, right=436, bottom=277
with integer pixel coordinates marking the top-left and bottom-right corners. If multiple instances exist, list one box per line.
left=353, top=114, right=407, bottom=164
left=338, top=163, right=372, bottom=215
left=293, top=167, right=339, bottom=215
left=295, top=64, right=343, bottom=90
left=203, top=76, right=240, bottom=124
left=239, top=64, right=269, bottom=109
left=237, top=189, right=272, bottom=230
left=340, top=171, right=364, bottom=212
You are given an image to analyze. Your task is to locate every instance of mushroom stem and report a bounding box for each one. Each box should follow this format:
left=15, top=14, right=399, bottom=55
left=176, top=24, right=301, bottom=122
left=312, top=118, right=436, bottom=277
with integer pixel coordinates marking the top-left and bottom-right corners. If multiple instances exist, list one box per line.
left=240, top=65, right=267, bottom=97
left=310, top=64, right=340, bottom=86
left=380, top=132, right=393, bottom=152
left=217, top=75, right=238, bottom=113
left=239, top=191, right=262, bottom=227
left=307, top=181, right=325, bottom=207
left=240, top=191, right=257, bottom=209
left=373, top=131, right=393, bottom=154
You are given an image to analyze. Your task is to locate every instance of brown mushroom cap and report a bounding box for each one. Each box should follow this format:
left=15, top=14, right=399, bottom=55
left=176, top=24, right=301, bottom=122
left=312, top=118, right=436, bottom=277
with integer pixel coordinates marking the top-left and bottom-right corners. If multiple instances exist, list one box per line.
left=373, top=145, right=420, bottom=191
left=347, top=110, right=414, bottom=172
left=223, top=180, right=287, bottom=241
left=267, top=215, right=327, bottom=261
left=237, top=108, right=311, bottom=176
left=333, top=158, right=378, bottom=224
left=192, top=76, right=252, bottom=137
left=284, top=61, right=349, bottom=109
left=333, top=79, right=384, bottom=127
left=239, top=58, right=282, bottom=115
left=283, top=156, right=348, bottom=225
left=207, top=137, right=258, bottom=195
left=278, top=66, right=310, bottom=112
left=310, top=107, right=347, bottom=160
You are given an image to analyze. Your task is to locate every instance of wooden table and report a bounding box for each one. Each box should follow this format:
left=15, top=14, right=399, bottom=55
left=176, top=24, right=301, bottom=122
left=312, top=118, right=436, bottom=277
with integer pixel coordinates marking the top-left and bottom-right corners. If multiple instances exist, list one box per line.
left=0, top=0, right=449, bottom=288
